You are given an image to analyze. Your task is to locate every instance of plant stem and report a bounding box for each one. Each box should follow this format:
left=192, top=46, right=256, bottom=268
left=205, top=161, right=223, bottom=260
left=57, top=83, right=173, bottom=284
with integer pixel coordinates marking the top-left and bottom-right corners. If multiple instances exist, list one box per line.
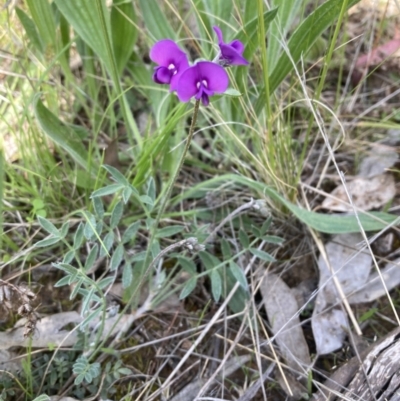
left=153, top=99, right=201, bottom=230
left=133, top=100, right=201, bottom=305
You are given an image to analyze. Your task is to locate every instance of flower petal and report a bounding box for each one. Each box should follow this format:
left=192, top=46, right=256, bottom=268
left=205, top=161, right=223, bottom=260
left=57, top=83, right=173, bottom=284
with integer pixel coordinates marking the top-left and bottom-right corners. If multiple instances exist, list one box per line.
left=196, top=61, right=229, bottom=92
left=220, top=44, right=249, bottom=66
left=229, top=39, right=245, bottom=55
left=213, top=26, right=224, bottom=44
left=153, top=66, right=172, bottom=84
left=176, top=66, right=200, bottom=102
left=149, top=39, right=188, bottom=67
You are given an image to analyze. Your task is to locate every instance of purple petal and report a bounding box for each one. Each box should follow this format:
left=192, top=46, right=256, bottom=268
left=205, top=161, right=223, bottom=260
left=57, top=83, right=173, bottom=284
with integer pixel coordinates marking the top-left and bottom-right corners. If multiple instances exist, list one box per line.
left=149, top=39, right=188, bottom=67
left=220, top=44, right=249, bottom=66
left=213, top=26, right=224, bottom=44
left=153, top=66, right=172, bottom=84
left=170, top=57, right=190, bottom=91
left=196, top=61, right=229, bottom=92
left=176, top=66, right=200, bottom=102
left=229, top=39, right=245, bottom=55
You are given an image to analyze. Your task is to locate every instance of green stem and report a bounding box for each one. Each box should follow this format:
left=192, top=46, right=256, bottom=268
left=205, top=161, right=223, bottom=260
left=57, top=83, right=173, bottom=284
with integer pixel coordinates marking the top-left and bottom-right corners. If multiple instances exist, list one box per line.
left=134, top=100, right=201, bottom=303
left=154, top=99, right=201, bottom=228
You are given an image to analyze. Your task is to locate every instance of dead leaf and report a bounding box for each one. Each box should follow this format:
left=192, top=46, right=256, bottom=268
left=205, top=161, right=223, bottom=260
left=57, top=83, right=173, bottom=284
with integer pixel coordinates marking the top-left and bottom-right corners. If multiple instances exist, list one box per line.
left=0, top=311, right=134, bottom=350
left=261, top=273, right=311, bottom=372
left=312, top=234, right=372, bottom=354
left=358, top=147, right=398, bottom=177
left=322, top=174, right=395, bottom=212
left=348, top=257, right=400, bottom=303
left=0, top=349, right=21, bottom=373
left=169, top=355, right=251, bottom=401
left=355, top=38, right=400, bottom=69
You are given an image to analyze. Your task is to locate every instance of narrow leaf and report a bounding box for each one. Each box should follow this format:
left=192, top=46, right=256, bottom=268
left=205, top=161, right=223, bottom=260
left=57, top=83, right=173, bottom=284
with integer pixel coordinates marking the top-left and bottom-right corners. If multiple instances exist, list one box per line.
left=110, top=200, right=124, bottom=229
left=138, top=0, right=175, bottom=40
left=15, top=7, right=44, bottom=53
left=230, top=262, right=248, bottom=289
left=210, top=270, right=222, bottom=302
left=34, top=236, right=61, bottom=248
left=34, top=98, right=93, bottom=173
left=110, top=243, right=124, bottom=271
left=111, top=0, right=137, bottom=73
left=122, top=221, right=140, bottom=244
left=103, top=164, right=129, bottom=186
left=155, top=225, right=184, bottom=238
left=91, top=184, right=124, bottom=198
left=38, top=216, right=60, bottom=236
left=179, top=277, right=197, bottom=299
left=249, top=248, right=276, bottom=263
left=54, top=0, right=114, bottom=75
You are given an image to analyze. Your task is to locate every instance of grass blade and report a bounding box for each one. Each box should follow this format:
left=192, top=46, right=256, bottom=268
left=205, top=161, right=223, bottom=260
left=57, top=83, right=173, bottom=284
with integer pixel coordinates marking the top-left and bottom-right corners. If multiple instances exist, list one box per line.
left=255, top=0, right=362, bottom=115
left=34, top=97, right=95, bottom=174
left=111, top=0, right=138, bottom=74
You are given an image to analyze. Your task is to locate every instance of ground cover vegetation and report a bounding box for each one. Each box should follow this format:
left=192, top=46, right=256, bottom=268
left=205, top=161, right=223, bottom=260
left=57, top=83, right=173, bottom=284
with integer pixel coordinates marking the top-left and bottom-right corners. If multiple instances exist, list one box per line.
left=1, top=0, right=400, bottom=400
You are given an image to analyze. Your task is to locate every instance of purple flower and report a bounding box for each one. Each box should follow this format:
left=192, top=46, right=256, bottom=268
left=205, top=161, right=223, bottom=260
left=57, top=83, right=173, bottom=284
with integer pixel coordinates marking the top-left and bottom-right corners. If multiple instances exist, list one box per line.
left=176, top=61, right=229, bottom=106
left=150, top=39, right=190, bottom=91
left=213, top=26, right=249, bottom=66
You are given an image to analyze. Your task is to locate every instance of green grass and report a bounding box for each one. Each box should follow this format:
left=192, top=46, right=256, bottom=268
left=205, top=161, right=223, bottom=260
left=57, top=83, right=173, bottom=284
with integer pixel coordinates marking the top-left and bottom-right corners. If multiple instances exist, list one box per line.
left=1, top=0, right=400, bottom=400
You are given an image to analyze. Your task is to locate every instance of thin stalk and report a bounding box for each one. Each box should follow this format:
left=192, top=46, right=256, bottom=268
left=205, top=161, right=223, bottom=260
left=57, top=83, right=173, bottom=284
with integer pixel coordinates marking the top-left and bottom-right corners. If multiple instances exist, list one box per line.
left=132, top=100, right=201, bottom=305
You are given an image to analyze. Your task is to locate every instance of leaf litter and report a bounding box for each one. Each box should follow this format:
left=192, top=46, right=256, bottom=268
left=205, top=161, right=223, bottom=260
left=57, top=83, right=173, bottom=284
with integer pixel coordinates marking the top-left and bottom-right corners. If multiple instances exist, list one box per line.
left=312, top=233, right=372, bottom=354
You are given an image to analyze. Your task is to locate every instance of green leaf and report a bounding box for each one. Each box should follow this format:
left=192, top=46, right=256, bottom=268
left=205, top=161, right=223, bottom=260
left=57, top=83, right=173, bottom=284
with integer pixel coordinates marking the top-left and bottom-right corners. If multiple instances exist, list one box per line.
left=38, top=216, right=60, bottom=237
left=256, top=0, right=362, bottom=114
left=230, top=262, right=248, bottom=289
left=34, top=98, right=94, bottom=173
left=84, top=244, right=99, bottom=272
left=34, top=236, right=61, bottom=248
left=63, top=250, right=75, bottom=264
left=81, top=287, right=95, bottom=315
left=262, top=235, right=284, bottom=245
left=25, top=0, right=56, bottom=47
left=83, top=213, right=97, bottom=240
left=110, top=200, right=124, bottom=229
left=103, top=164, right=129, bottom=186
left=249, top=248, right=276, bottom=262
left=236, top=8, right=278, bottom=60
left=146, top=176, right=156, bottom=203
left=210, top=270, right=222, bottom=302
left=73, top=222, right=85, bottom=249
left=178, top=174, right=399, bottom=234
left=155, top=225, right=184, bottom=238
left=60, top=221, right=69, bottom=239
left=239, top=229, right=249, bottom=249
left=267, top=0, right=306, bottom=70
left=199, top=251, right=221, bottom=271
left=122, top=186, right=133, bottom=203
left=139, top=195, right=154, bottom=206
left=178, top=257, right=196, bottom=275
left=111, top=0, right=137, bottom=74
left=32, top=395, right=50, bottom=401
left=122, top=221, right=140, bottom=244
left=53, top=263, right=77, bottom=276
left=100, top=231, right=115, bottom=257
left=224, top=88, right=242, bottom=97
left=110, top=243, right=124, bottom=271
left=55, top=275, right=71, bottom=287
left=179, top=277, right=197, bottom=299
left=138, top=0, right=175, bottom=40
left=15, top=7, right=44, bottom=53
left=98, top=276, right=114, bottom=290
left=91, top=184, right=125, bottom=198
left=92, top=197, right=104, bottom=218
left=122, top=262, right=132, bottom=288
left=221, top=238, right=232, bottom=260
left=54, top=0, right=113, bottom=75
